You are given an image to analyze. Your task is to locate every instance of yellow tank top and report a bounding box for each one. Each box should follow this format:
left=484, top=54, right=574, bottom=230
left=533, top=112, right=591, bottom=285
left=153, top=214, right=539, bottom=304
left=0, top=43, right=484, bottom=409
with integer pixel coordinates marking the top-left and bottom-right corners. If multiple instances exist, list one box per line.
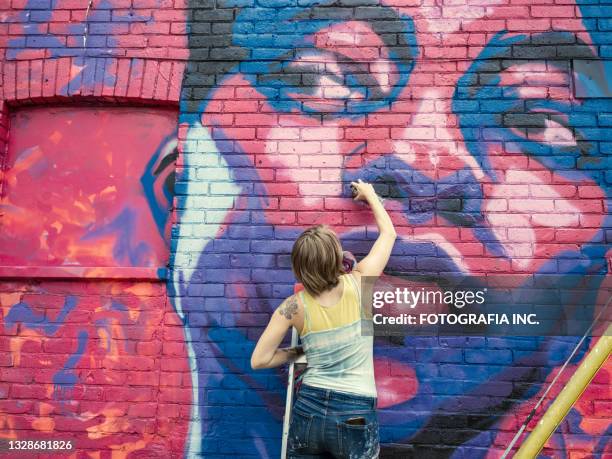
left=297, top=273, right=377, bottom=398
left=300, top=274, right=361, bottom=336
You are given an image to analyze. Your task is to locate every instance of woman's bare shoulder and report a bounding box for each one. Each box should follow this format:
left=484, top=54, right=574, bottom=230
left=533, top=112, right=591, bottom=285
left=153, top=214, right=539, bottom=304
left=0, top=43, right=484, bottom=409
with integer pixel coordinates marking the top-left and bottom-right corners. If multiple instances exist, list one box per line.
left=276, top=294, right=305, bottom=333
left=277, top=294, right=301, bottom=321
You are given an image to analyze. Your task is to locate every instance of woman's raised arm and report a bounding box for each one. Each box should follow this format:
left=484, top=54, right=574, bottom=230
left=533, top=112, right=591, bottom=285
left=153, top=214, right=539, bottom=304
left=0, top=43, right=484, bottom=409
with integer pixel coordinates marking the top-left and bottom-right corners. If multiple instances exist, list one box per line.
left=351, top=180, right=397, bottom=277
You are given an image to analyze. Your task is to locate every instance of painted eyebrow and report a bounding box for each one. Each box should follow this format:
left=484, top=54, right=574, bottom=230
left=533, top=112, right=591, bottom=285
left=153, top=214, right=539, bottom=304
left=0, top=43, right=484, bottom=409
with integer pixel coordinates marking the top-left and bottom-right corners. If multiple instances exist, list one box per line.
left=483, top=30, right=597, bottom=68
left=233, top=4, right=414, bottom=63
left=462, top=31, right=598, bottom=95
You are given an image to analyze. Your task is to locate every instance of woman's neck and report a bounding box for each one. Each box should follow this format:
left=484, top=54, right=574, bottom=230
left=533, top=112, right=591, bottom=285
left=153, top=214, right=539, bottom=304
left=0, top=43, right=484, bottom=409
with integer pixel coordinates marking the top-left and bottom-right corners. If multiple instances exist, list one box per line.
left=311, top=278, right=344, bottom=307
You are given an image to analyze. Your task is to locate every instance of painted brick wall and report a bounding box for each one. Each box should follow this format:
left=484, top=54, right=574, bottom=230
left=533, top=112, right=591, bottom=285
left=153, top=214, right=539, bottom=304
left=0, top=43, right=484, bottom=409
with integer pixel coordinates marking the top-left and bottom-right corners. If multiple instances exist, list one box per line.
left=0, top=0, right=611, bottom=458
left=175, top=1, right=612, bottom=458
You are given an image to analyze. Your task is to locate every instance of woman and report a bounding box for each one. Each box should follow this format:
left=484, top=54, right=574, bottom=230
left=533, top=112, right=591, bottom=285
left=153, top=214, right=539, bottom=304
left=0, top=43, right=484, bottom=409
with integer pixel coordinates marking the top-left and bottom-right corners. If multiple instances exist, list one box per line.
left=251, top=180, right=397, bottom=459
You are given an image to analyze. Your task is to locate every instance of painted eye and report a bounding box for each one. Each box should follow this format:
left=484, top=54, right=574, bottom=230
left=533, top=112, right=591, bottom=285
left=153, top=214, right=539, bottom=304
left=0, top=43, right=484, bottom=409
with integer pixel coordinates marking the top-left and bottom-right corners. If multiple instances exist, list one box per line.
left=141, top=134, right=177, bottom=240
left=529, top=118, right=576, bottom=146
left=258, top=49, right=397, bottom=115
left=151, top=136, right=178, bottom=209
left=509, top=113, right=577, bottom=147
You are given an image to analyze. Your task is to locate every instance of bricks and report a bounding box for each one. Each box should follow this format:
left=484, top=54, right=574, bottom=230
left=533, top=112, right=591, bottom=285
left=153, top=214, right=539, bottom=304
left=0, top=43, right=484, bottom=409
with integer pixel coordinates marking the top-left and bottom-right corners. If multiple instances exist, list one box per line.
left=2, top=56, right=186, bottom=102
left=531, top=5, right=577, bottom=18
left=2, top=0, right=612, bottom=457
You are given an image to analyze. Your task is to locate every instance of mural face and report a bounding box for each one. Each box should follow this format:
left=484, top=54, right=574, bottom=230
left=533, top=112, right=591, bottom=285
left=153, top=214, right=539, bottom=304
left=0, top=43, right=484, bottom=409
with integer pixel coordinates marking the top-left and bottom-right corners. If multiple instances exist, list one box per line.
left=178, top=0, right=611, bottom=457
left=0, top=107, right=189, bottom=457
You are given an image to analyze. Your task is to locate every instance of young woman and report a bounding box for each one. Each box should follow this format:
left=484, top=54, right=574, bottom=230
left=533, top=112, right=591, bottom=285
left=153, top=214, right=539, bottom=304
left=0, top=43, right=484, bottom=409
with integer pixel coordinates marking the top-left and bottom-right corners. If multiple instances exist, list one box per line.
left=251, top=180, right=397, bottom=459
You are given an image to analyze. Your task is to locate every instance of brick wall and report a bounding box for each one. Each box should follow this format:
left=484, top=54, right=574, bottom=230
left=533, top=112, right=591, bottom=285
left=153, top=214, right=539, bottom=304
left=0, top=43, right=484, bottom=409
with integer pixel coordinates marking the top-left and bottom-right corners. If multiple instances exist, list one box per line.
left=1, top=0, right=611, bottom=458
left=176, top=1, right=612, bottom=458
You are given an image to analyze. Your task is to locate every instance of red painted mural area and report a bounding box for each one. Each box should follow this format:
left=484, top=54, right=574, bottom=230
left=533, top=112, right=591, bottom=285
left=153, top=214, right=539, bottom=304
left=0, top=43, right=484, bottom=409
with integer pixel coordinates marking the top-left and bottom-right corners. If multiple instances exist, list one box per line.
left=0, top=106, right=190, bottom=457
left=1, top=106, right=177, bottom=276
left=0, top=280, right=191, bottom=458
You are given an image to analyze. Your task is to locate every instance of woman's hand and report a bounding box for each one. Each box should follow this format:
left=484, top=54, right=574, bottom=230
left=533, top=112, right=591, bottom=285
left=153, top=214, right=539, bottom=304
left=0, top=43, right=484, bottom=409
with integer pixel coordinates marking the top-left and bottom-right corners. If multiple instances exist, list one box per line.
left=350, top=179, right=378, bottom=203
left=282, top=346, right=304, bottom=361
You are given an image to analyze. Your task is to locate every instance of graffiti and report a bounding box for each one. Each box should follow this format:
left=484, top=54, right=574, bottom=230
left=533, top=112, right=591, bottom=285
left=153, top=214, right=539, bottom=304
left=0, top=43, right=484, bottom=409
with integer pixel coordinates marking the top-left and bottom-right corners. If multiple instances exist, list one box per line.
left=0, top=0, right=185, bottom=94
left=177, top=0, right=611, bottom=457
left=0, top=0, right=187, bottom=97
left=0, top=283, right=191, bottom=457
left=5, top=296, right=78, bottom=335
left=141, top=133, right=179, bottom=243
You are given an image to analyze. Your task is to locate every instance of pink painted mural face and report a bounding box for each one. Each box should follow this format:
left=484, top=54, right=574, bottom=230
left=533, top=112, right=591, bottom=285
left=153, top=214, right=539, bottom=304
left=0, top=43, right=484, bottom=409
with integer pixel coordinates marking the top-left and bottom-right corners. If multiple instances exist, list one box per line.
left=200, top=0, right=609, bottom=408
left=1, top=0, right=192, bottom=455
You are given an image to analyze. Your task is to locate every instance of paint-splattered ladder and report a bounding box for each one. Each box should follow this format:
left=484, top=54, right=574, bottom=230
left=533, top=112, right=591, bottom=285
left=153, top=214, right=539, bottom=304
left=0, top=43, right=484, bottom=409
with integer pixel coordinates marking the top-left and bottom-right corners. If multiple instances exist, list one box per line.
left=280, top=326, right=307, bottom=459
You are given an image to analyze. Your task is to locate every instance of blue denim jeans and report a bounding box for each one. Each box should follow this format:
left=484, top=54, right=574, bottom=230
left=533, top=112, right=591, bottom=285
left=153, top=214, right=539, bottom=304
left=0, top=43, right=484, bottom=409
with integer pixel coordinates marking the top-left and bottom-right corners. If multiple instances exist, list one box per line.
left=288, top=384, right=380, bottom=459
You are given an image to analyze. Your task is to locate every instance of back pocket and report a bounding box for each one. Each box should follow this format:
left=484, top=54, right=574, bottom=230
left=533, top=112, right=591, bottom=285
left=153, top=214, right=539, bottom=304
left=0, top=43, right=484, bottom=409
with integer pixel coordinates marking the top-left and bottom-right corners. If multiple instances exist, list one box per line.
left=288, top=410, right=313, bottom=451
left=338, top=416, right=379, bottom=459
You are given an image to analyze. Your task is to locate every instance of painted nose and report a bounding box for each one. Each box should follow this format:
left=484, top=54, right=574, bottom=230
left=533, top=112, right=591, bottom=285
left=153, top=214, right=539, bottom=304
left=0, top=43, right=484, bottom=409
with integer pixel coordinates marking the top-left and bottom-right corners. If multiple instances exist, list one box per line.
left=367, top=88, right=485, bottom=182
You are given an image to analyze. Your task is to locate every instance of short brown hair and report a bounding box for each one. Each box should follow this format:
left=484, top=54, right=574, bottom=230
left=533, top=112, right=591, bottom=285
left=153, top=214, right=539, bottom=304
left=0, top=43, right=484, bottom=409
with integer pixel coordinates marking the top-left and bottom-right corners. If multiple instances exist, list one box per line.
left=291, top=225, right=344, bottom=296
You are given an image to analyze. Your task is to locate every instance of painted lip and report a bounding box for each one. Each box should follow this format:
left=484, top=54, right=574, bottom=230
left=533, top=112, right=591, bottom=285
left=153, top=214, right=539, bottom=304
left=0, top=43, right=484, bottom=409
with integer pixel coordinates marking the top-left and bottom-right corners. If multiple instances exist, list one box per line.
left=340, top=230, right=479, bottom=330
left=340, top=231, right=469, bottom=280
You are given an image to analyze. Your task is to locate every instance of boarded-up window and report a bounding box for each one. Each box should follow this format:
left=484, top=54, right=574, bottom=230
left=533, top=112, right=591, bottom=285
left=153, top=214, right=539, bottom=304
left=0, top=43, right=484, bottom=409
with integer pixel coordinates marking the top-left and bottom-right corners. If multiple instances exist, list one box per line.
left=0, top=106, right=178, bottom=277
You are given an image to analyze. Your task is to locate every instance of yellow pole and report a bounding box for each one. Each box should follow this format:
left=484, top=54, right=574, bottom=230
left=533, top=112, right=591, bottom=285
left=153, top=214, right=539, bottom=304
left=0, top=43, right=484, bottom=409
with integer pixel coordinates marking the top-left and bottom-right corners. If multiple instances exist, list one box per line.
left=514, top=323, right=612, bottom=458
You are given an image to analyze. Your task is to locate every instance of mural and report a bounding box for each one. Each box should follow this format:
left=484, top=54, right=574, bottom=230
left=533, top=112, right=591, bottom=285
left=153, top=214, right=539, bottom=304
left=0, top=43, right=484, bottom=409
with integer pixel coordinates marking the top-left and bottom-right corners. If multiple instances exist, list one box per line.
left=176, top=0, right=611, bottom=458
left=0, top=0, right=610, bottom=457
left=0, top=0, right=188, bottom=97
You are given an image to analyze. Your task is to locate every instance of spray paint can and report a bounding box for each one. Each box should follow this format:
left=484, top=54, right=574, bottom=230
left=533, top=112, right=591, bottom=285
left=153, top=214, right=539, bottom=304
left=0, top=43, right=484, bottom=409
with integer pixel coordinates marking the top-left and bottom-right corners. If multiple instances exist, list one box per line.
left=342, top=251, right=357, bottom=273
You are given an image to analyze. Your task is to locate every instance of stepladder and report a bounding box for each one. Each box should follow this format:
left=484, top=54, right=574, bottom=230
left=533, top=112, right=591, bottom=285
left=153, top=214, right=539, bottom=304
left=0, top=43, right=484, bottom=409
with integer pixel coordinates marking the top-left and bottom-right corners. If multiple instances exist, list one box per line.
left=280, top=327, right=307, bottom=459
left=281, top=284, right=307, bottom=459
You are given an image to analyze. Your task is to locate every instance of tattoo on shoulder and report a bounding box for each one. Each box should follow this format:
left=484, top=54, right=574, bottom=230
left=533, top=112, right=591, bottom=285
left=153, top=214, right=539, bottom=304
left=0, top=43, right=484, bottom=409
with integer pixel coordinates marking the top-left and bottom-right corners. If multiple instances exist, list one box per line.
left=278, top=296, right=298, bottom=320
